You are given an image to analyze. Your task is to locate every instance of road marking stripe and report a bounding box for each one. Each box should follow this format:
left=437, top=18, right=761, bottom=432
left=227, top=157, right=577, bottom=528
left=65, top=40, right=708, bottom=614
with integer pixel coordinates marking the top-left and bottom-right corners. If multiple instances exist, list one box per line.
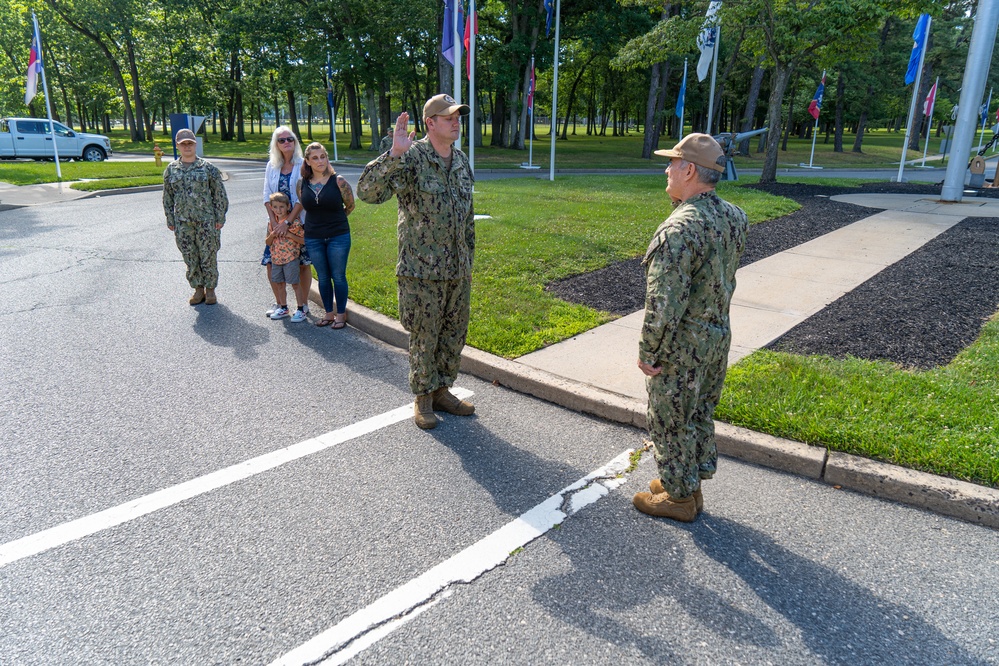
left=0, top=389, right=473, bottom=569
left=270, top=449, right=632, bottom=666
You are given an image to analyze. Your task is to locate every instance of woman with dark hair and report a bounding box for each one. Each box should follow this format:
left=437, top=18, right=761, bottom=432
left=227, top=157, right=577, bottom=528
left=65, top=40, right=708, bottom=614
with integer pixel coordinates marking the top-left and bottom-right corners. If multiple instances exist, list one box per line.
left=262, top=126, right=312, bottom=321
left=286, top=142, right=355, bottom=328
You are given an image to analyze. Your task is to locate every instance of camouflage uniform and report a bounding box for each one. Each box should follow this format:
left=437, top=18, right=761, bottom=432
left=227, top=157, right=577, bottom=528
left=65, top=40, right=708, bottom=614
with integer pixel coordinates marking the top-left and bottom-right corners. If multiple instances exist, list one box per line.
left=640, top=190, right=747, bottom=499
left=163, top=158, right=229, bottom=289
left=357, top=137, right=474, bottom=395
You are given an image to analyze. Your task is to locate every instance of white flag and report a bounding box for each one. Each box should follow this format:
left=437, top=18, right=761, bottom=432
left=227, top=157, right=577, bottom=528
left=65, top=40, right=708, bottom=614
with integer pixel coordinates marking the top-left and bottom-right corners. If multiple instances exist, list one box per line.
left=696, top=1, right=722, bottom=82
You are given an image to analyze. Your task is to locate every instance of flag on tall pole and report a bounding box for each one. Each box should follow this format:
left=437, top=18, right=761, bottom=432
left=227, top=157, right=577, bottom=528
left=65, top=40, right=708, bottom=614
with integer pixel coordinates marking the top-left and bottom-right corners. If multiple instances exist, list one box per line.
left=696, top=1, right=722, bottom=82
left=25, top=21, right=40, bottom=105
left=675, top=59, right=688, bottom=140
left=923, top=79, right=937, bottom=116
left=905, top=14, right=931, bottom=86
left=920, top=76, right=939, bottom=167
left=804, top=70, right=825, bottom=168
left=25, top=14, right=60, bottom=179
left=807, top=73, right=826, bottom=120
left=441, top=0, right=464, bottom=66
left=544, top=0, right=554, bottom=38
left=465, top=7, right=478, bottom=80
left=898, top=14, right=932, bottom=183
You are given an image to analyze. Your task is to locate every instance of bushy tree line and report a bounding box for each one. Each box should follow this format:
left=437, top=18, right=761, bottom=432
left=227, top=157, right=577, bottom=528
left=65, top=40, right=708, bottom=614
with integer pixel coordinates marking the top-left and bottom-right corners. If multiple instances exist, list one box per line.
left=0, top=0, right=990, bottom=182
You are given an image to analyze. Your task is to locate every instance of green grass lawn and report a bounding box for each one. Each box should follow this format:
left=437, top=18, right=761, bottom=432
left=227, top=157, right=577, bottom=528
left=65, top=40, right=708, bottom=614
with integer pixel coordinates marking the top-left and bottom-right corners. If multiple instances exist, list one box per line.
left=70, top=176, right=164, bottom=191
left=717, top=314, right=999, bottom=489
left=348, top=175, right=797, bottom=358
left=0, top=161, right=164, bottom=185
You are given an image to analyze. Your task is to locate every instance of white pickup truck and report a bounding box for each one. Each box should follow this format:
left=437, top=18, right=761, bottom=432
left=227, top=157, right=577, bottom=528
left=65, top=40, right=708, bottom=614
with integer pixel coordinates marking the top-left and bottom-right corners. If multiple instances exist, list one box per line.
left=0, top=118, right=112, bottom=161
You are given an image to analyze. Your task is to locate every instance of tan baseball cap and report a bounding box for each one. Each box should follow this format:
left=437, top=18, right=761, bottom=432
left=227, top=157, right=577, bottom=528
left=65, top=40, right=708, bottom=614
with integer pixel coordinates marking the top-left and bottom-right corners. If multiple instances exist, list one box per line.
left=654, top=133, right=725, bottom=172
left=423, top=93, right=470, bottom=120
left=175, top=129, right=197, bottom=144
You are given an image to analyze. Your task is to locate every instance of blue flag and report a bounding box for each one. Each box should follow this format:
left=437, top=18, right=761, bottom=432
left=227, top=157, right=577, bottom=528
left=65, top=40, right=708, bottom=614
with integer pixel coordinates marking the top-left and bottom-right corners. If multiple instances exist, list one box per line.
left=905, top=14, right=930, bottom=85
left=442, top=0, right=465, bottom=66
left=675, top=65, right=687, bottom=119
left=544, top=0, right=554, bottom=38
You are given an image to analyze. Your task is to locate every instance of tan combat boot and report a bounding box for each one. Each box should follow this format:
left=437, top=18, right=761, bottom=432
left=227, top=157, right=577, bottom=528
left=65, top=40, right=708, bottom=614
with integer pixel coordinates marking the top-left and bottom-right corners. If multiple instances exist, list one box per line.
left=632, top=491, right=698, bottom=522
left=204, top=288, right=217, bottom=305
left=431, top=387, right=475, bottom=416
left=189, top=286, right=206, bottom=305
left=649, top=479, right=703, bottom=513
left=414, top=393, right=438, bottom=430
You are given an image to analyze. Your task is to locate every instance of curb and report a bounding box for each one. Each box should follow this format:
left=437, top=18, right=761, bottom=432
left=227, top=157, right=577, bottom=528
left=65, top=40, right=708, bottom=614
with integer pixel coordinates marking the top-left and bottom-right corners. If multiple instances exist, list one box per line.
left=313, top=294, right=999, bottom=531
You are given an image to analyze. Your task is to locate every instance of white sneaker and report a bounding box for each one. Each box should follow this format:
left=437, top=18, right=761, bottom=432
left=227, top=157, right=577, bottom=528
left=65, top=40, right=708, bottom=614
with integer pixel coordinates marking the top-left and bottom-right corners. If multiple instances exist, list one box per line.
left=265, top=303, right=279, bottom=316
left=270, top=306, right=290, bottom=320
left=290, top=308, right=306, bottom=323
left=303, top=303, right=310, bottom=315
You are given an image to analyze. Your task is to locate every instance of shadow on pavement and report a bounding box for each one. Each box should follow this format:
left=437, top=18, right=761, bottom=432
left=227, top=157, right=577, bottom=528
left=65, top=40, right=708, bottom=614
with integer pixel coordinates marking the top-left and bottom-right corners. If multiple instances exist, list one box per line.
left=192, top=303, right=269, bottom=360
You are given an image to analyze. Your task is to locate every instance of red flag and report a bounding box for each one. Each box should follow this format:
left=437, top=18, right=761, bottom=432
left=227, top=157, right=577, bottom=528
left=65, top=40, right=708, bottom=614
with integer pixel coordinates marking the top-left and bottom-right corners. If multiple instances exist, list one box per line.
left=922, top=81, right=937, bottom=116
left=464, top=10, right=478, bottom=80
left=807, top=74, right=826, bottom=120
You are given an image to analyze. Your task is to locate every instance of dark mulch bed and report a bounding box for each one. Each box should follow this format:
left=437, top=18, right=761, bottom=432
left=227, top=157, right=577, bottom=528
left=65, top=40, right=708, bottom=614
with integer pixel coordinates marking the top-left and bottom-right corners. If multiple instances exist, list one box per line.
left=545, top=181, right=999, bottom=368
left=769, top=217, right=999, bottom=369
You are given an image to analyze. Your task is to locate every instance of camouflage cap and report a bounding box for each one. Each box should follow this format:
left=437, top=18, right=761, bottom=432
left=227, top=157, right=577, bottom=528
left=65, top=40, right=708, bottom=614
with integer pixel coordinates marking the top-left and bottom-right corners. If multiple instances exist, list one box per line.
left=175, top=129, right=197, bottom=144
left=654, top=133, right=725, bottom=172
left=423, top=93, right=470, bottom=120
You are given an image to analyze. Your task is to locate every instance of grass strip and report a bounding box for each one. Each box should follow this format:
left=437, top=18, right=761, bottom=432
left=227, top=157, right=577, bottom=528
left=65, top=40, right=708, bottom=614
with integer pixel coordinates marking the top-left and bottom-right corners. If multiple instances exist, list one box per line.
left=0, top=162, right=164, bottom=186
left=69, top=176, right=164, bottom=191
left=717, top=312, right=999, bottom=488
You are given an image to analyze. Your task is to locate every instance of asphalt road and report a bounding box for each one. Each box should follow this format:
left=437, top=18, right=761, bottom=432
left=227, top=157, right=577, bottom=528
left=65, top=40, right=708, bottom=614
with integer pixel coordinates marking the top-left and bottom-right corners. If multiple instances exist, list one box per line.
left=1, top=169, right=997, bottom=665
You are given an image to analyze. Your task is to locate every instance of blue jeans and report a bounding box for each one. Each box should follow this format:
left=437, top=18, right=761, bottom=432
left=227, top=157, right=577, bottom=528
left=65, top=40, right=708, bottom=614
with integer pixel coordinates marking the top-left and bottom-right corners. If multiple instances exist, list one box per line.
left=304, top=233, right=351, bottom=314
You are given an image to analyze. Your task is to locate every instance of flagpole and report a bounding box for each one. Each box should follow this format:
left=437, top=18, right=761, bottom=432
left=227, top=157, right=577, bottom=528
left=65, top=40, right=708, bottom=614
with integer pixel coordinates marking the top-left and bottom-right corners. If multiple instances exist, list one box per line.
left=32, top=14, right=61, bottom=180
left=453, top=0, right=462, bottom=153
left=921, top=76, right=939, bottom=167
left=706, top=25, right=720, bottom=135
left=679, top=58, right=688, bottom=140
left=548, top=0, right=561, bottom=181
left=898, top=15, right=931, bottom=183
left=468, top=0, right=476, bottom=174
left=326, top=55, right=338, bottom=162
left=528, top=55, right=535, bottom=167
left=806, top=70, right=825, bottom=169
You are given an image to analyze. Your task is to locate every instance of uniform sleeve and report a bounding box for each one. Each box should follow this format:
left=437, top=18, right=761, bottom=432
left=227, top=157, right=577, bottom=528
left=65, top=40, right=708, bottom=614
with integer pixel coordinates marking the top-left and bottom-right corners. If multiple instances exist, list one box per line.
left=209, top=165, right=229, bottom=227
left=357, top=152, right=408, bottom=204
left=639, top=233, right=693, bottom=366
left=465, top=165, right=475, bottom=261
left=162, top=166, right=175, bottom=228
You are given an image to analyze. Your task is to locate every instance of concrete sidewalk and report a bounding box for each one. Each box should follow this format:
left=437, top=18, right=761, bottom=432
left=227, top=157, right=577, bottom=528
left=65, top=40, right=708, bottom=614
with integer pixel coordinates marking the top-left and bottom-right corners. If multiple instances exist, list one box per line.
left=335, top=192, right=999, bottom=529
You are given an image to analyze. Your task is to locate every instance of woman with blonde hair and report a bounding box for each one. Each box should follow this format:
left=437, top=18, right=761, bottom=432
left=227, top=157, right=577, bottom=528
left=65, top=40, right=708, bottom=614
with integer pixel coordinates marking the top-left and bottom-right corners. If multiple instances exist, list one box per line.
left=286, top=142, right=355, bottom=328
left=261, top=126, right=312, bottom=321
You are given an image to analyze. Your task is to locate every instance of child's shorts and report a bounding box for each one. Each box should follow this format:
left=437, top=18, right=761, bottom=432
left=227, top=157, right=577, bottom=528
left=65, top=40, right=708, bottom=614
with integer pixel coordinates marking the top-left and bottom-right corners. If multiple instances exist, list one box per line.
left=270, top=261, right=300, bottom=285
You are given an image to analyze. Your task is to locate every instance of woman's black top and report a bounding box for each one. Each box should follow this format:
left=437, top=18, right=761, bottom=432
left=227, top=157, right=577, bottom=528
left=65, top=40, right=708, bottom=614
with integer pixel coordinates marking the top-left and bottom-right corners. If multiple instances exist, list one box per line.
left=302, top=177, right=349, bottom=238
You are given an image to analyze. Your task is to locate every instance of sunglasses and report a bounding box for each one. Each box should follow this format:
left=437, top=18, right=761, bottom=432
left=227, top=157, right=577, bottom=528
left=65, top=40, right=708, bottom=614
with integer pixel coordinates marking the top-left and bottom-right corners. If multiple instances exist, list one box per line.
left=277, top=136, right=296, bottom=144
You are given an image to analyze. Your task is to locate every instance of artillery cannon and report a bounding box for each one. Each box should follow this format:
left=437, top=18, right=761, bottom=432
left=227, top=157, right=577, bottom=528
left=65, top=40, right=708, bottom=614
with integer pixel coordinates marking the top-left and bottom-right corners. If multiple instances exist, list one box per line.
left=712, top=127, right=768, bottom=181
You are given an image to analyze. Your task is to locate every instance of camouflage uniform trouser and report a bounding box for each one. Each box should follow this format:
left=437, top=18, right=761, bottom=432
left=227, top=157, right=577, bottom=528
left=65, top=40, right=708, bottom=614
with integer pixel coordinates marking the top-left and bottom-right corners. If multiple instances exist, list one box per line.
left=398, top=276, right=471, bottom=396
left=174, top=222, right=220, bottom=289
left=646, top=355, right=728, bottom=499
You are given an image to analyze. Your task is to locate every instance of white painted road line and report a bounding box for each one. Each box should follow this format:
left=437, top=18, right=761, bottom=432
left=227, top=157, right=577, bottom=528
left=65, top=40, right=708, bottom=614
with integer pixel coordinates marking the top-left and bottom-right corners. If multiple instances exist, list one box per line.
left=270, top=449, right=633, bottom=666
left=0, top=389, right=473, bottom=569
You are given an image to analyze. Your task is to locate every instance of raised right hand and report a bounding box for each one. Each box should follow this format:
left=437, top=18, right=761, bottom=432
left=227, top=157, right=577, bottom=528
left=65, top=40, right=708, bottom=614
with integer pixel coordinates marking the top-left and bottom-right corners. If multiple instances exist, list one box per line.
left=390, top=112, right=416, bottom=157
